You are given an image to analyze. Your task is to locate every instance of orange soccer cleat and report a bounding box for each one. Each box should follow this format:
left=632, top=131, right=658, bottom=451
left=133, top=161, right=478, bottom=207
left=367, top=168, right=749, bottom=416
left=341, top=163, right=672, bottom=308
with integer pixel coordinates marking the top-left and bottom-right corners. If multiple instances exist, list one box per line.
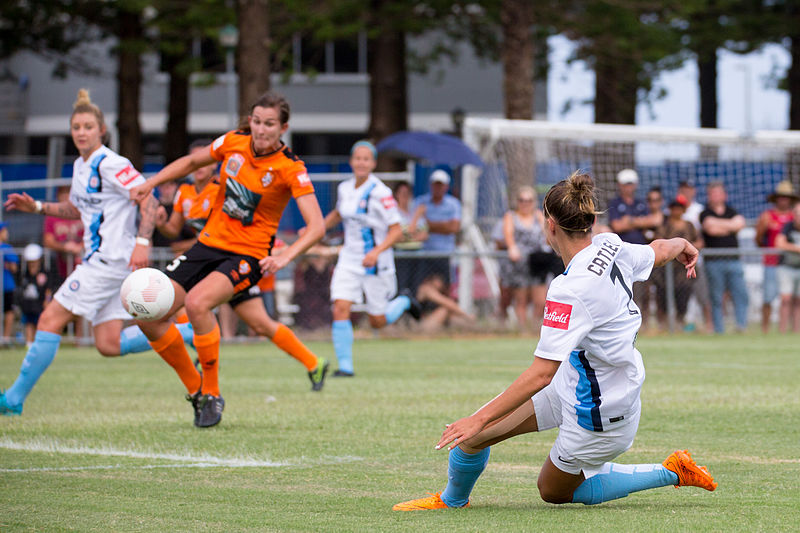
left=392, top=492, right=469, bottom=511
left=662, top=450, right=718, bottom=491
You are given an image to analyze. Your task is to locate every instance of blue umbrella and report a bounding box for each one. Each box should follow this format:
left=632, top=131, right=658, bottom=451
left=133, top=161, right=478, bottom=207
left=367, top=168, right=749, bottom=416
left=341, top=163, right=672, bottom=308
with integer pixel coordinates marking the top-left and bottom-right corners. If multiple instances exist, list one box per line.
left=376, top=131, right=484, bottom=168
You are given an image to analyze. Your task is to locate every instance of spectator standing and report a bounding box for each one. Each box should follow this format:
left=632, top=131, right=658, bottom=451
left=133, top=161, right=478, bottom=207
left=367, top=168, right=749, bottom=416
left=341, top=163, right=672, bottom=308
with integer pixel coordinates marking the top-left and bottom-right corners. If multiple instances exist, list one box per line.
left=17, top=244, right=53, bottom=346
left=677, top=180, right=713, bottom=332
left=0, top=222, right=19, bottom=341
left=653, top=195, right=701, bottom=330
left=700, top=181, right=749, bottom=333
left=754, top=180, right=798, bottom=333
left=411, top=170, right=461, bottom=291
left=607, top=169, right=662, bottom=326
left=42, top=186, right=83, bottom=283
left=392, top=181, right=427, bottom=294
left=501, top=186, right=550, bottom=331
left=774, top=202, right=800, bottom=332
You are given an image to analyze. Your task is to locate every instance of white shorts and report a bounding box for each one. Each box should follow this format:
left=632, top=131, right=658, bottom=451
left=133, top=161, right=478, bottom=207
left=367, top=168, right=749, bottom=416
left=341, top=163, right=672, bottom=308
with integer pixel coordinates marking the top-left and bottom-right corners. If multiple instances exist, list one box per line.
left=54, top=261, right=132, bottom=325
left=778, top=265, right=800, bottom=296
left=532, top=383, right=640, bottom=476
left=330, top=265, right=397, bottom=316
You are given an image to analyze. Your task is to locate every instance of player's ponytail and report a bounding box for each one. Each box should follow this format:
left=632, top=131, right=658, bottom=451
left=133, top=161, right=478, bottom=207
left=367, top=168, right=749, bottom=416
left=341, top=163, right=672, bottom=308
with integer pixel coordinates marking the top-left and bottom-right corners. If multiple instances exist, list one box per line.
left=71, top=89, right=110, bottom=145
left=543, top=170, right=599, bottom=236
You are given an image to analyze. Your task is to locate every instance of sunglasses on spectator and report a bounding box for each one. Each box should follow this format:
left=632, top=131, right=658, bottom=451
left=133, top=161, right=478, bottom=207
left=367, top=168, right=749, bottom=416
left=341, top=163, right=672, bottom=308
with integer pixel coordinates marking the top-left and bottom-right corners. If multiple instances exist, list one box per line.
left=518, top=197, right=535, bottom=203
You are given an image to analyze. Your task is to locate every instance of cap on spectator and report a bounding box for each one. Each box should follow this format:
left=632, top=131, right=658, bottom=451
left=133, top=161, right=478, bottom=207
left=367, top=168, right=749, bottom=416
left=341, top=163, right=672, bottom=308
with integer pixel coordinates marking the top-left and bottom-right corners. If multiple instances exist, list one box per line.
left=23, top=243, right=43, bottom=261
left=767, top=180, right=800, bottom=203
left=669, top=194, right=689, bottom=209
left=616, top=168, right=638, bottom=185
left=429, top=169, right=451, bottom=185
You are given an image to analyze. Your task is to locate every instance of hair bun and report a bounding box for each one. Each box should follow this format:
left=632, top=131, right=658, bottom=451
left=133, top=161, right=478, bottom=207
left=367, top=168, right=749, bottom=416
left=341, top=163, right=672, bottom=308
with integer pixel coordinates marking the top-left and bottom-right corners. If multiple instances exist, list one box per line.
left=74, top=88, right=92, bottom=109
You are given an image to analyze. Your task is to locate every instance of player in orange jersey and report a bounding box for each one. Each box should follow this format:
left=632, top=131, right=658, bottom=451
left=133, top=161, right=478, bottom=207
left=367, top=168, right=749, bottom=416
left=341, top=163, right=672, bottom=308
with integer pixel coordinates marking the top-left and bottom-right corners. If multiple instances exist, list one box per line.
left=130, top=91, right=327, bottom=428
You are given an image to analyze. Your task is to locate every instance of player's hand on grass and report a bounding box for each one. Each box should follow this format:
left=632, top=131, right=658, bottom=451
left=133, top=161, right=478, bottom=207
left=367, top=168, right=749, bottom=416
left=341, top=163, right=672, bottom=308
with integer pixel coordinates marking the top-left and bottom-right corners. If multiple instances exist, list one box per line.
left=4, top=192, right=36, bottom=213
left=435, top=416, right=485, bottom=451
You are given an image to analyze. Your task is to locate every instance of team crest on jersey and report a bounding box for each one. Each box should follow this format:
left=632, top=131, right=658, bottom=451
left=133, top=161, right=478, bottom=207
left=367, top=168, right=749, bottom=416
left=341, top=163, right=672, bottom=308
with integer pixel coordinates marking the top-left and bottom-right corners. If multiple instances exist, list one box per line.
left=115, top=165, right=141, bottom=186
left=261, top=170, right=274, bottom=188
left=69, top=280, right=80, bottom=291
left=225, top=154, right=245, bottom=178
left=88, top=175, right=101, bottom=190
left=238, top=260, right=251, bottom=275
left=202, top=198, right=210, bottom=211
left=296, top=172, right=310, bottom=186
left=543, top=300, right=572, bottom=330
left=183, top=199, right=192, bottom=213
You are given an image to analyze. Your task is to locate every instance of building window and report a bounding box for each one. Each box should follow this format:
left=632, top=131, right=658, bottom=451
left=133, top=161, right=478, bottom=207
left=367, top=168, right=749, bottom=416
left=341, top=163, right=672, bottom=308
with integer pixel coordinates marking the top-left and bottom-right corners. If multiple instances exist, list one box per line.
left=293, top=32, right=366, bottom=75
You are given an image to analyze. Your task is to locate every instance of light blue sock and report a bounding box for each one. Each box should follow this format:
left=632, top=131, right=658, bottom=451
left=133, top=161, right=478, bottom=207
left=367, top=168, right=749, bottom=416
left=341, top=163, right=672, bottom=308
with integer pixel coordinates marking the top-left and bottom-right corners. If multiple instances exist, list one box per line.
left=119, top=323, right=194, bottom=355
left=332, top=320, right=354, bottom=373
left=384, top=295, right=410, bottom=324
left=441, top=446, right=490, bottom=507
left=571, top=463, right=679, bottom=505
left=4, top=331, right=62, bottom=407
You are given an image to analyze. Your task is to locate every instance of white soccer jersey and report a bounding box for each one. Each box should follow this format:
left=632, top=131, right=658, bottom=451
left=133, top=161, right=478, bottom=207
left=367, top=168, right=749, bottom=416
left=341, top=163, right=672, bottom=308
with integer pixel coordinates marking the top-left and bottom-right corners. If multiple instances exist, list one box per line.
left=534, top=232, right=655, bottom=433
left=69, top=145, right=146, bottom=271
left=335, top=174, right=402, bottom=275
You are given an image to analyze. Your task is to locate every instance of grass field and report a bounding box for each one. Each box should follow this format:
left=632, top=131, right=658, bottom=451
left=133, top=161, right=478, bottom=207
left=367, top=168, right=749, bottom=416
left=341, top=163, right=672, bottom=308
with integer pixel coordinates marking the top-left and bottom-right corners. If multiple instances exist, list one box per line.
left=1, top=332, right=798, bottom=532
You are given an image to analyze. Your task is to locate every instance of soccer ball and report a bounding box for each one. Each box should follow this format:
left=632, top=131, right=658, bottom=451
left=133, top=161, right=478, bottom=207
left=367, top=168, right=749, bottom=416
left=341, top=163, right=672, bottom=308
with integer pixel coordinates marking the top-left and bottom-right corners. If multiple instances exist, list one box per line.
left=120, top=267, right=175, bottom=321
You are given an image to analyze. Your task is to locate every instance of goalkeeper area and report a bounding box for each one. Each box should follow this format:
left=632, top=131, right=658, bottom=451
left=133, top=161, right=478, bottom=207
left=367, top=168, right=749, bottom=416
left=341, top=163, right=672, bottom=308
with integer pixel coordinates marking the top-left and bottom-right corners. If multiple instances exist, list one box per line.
left=1, top=333, right=798, bottom=531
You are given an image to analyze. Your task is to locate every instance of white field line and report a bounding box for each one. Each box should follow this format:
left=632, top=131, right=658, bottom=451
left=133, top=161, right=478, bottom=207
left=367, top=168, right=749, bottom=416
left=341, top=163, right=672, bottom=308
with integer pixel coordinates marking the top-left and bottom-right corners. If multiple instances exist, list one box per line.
left=1, top=463, right=236, bottom=473
left=0, top=437, right=362, bottom=470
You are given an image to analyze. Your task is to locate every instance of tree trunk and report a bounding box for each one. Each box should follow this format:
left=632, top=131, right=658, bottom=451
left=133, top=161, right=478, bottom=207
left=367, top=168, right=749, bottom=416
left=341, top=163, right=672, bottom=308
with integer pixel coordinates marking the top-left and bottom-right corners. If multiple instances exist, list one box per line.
left=593, top=48, right=636, bottom=206
left=116, top=10, right=143, bottom=169
left=594, top=50, right=637, bottom=125
left=367, top=6, right=407, bottom=171
left=787, top=34, right=800, bottom=185
left=237, top=0, right=271, bottom=119
left=163, top=42, right=191, bottom=163
left=698, top=50, right=718, bottom=128
left=499, top=0, right=536, bottom=202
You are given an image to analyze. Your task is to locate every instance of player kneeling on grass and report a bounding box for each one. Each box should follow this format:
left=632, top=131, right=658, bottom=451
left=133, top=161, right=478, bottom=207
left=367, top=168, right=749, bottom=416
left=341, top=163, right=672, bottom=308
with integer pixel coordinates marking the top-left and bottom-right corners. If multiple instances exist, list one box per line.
left=394, top=171, right=717, bottom=511
left=129, top=91, right=328, bottom=428
left=0, top=89, right=195, bottom=416
left=321, top=141, right=422, bottom=377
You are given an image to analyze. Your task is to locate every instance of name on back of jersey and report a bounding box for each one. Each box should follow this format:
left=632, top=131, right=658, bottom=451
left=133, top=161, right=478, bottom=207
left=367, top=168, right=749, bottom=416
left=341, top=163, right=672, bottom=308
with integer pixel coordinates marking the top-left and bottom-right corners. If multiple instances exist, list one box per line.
left=587, top=240, right=620, bottom=276
left=543, top=300, right=572, bottom=329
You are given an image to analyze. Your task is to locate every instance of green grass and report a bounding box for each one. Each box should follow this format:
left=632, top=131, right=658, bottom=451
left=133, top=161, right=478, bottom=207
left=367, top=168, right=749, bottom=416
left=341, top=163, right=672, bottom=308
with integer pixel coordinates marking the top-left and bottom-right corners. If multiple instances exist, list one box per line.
left=1, top=332, right=798, bottom=532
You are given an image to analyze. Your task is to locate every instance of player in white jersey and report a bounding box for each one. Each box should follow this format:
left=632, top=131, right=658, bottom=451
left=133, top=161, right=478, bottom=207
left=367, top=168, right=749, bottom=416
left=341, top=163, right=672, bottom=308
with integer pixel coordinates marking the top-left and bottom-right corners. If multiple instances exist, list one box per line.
left=394, top=171, right=717, bottom=511
left=323, top=141, right=421, bottom=376
left=0, top=89, right=192, bottom=416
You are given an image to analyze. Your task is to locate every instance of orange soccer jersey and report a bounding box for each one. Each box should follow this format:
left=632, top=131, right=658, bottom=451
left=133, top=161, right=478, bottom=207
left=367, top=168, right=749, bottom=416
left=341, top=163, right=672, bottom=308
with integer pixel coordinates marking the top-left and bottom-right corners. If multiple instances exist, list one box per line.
left=173, top=181, right=221, bottom=234
left=200, top=131, right=314, bottom=259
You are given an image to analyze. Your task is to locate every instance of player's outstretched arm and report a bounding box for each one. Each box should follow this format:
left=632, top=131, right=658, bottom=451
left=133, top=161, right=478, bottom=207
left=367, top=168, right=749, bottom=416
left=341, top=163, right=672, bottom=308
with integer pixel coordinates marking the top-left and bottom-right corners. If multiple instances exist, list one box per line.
left=130, top=149, right=216, bottom=204
left=649, top=237, right=698, bottom=279
left=130, top=192, right=158, bottom=270
left=4, top=192, right=81, bottom=219
left=436, top=356, right=561, bottom=451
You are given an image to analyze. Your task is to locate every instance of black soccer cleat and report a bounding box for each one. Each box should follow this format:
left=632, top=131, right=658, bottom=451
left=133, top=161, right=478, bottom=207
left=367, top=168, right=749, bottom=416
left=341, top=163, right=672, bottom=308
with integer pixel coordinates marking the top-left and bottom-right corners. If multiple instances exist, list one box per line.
left=185, top=390, right=202, bottom=426
left=332, top=369, right=355, bottom=378
left=195, top=394, right=225, bottom=428
left=400, top=288, right=422, bottom=320
left=308, top=357, right=330, bottom=392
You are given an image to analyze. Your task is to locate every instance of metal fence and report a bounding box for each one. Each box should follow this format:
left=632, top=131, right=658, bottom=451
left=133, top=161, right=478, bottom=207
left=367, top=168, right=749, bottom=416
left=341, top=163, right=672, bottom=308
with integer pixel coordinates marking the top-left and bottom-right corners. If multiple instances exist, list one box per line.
left=2, top=244, right=798, bottom=347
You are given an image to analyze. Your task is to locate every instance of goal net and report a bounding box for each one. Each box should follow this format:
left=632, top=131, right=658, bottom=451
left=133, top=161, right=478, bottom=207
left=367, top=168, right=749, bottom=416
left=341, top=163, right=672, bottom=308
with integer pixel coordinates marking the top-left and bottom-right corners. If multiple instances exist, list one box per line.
left=462, top=118, right=800, bottom=231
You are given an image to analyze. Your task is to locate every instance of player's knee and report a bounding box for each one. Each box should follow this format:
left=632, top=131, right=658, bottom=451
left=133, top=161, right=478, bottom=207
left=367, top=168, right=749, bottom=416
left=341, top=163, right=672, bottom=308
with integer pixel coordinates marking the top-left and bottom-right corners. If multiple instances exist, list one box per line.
left=95, top=341, right=119, bottom=357
left=537, top=482, right=572, bottom=504
left=184, top=292, right=213, bottom=318
left=368, top=315, right=386, bottom=328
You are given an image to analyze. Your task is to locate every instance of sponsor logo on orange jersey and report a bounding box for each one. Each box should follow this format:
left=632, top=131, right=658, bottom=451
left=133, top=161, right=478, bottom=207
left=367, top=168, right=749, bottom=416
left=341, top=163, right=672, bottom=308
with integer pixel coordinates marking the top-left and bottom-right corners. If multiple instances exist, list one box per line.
left=296, top=172, right=310, bottom=186
left=262, top=170, right=274, bottom=188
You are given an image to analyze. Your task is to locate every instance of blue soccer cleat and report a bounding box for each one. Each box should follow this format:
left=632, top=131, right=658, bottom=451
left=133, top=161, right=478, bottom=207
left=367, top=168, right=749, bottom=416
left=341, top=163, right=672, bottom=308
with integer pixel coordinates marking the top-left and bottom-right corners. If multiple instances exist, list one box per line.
left=0, top=391, right=23, bottom=416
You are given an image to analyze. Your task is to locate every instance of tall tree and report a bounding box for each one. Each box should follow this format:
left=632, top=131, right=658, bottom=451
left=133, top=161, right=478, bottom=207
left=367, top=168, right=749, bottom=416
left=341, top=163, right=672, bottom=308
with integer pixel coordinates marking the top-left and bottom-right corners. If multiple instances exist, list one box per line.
left=116, top=4, right=145, bottom=169
left=238, top=0, right=272, bottom=118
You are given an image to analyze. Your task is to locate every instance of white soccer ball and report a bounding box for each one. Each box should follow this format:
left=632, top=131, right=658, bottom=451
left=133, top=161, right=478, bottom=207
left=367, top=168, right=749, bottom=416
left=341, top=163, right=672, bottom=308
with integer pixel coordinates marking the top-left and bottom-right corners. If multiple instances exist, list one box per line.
left=120, top=267, right=175, bottom=321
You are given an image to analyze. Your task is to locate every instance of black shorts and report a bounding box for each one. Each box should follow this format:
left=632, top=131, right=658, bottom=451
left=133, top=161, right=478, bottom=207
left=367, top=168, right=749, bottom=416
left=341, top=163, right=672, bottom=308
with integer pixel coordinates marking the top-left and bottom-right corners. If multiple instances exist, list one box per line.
left=164, top=242, right=262, bottom=299
left=228, top=284, right=262, bottom=307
